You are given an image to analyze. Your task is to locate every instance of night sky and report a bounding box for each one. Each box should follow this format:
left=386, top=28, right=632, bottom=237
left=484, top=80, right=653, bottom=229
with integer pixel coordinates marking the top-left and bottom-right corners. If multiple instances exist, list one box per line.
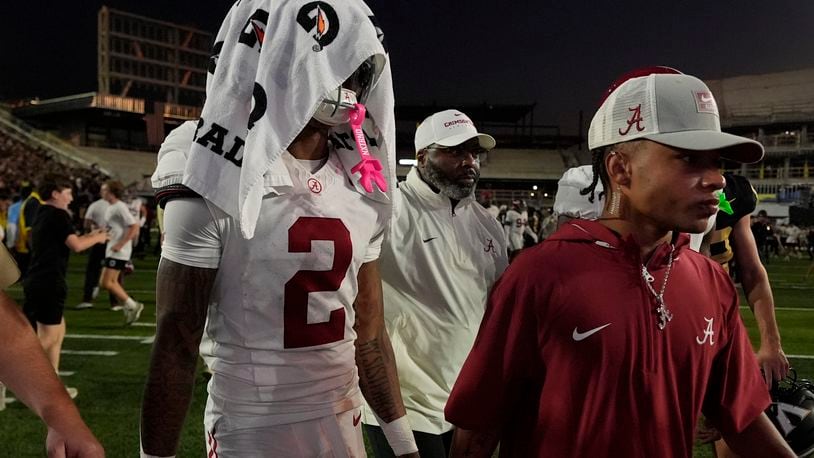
left=3, top=1, right=814, bottom=134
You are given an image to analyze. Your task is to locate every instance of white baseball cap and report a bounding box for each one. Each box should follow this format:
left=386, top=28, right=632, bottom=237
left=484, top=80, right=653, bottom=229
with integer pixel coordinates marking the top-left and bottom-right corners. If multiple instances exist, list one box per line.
left=588, top=68, right=764, bottom=163
left=414, top=109, right=496, bottom=153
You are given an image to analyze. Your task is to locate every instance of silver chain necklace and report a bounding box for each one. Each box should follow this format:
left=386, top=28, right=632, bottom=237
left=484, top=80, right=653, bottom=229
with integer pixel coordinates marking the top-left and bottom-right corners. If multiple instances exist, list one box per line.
left=641, top=244, right=675, bottom=330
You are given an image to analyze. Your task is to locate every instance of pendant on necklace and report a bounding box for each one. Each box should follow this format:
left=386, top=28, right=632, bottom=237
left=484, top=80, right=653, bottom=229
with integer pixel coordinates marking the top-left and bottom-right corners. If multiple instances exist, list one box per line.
left=655, top=297, right=673, bottom=330
left=642, top=260, right=674, bottom=331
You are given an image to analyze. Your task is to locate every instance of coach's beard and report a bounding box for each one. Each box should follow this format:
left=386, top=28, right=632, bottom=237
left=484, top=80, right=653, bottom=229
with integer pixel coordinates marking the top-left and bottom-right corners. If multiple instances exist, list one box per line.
left=423, top=160, right=479, bottom=201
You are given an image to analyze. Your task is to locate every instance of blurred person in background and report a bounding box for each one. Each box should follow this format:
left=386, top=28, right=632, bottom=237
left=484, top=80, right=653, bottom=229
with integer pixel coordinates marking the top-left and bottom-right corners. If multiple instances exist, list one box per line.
left=504, top=199, right=537, bottom=260
left=14, top=182, right=43, bottom=277
left=75, top=183, right=111, bottom=310
left=97, top=180, right=143, bottom=325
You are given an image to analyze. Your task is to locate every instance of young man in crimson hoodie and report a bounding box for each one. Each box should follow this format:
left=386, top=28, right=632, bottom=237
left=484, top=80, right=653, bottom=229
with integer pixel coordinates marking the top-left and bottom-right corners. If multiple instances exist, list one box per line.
left=444, top=67, right=795, bottom=457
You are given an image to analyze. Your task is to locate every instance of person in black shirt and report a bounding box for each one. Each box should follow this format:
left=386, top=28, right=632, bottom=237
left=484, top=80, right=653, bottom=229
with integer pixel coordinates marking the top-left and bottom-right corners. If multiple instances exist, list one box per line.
left=702, top=173, right=789, bottom=457
left=23, top=174, right=108, bottom=396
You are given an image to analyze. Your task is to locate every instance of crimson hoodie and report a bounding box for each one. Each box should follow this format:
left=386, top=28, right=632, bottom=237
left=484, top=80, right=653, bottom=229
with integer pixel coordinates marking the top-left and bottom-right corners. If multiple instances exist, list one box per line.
left=445, top=219, right=769, bottom=457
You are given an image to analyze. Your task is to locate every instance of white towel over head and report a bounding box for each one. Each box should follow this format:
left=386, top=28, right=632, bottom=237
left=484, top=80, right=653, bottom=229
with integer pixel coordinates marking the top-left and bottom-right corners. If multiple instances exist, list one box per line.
left=183, top=0, right=394, bottom=238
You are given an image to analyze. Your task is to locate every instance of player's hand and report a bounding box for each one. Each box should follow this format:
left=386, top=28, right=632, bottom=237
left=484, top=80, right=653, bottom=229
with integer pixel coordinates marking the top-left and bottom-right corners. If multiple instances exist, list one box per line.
left=695, top=417, right=721, bottom=444
left=91, top=228, right=110, bottom=243
left=46, top=425, right=105, bottom=458
left=112, top=244, right=122, bottom=253
left=757, top=345, right=790, bottom=387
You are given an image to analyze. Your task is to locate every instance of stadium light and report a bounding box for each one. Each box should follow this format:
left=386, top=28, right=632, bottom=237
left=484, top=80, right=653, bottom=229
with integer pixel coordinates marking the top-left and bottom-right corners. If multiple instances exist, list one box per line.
left=532, top=185, right=538, bottom=190
left=399, top=159, right=418, bottom=166
left=543, top=193, right=549, bottom=198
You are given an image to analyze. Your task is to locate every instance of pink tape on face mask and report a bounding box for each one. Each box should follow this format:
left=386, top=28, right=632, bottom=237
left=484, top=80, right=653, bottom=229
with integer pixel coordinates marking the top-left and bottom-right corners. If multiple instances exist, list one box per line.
left=348, top=103, right=387, bottom=193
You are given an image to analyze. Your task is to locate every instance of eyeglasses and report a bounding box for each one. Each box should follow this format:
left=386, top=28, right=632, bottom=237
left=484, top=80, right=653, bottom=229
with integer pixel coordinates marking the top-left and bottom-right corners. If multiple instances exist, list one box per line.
left=427, top=144, right=489, bottom=160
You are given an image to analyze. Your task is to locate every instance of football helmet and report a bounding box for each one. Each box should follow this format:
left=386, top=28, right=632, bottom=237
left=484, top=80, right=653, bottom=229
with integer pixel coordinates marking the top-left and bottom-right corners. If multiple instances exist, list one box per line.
left=313, top=55, right=384, bottom=127
left=766, top=369, right=814, bottom=457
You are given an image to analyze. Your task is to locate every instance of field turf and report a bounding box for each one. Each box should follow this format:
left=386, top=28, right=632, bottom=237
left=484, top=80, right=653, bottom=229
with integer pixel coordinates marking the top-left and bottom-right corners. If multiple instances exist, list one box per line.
left=1, top=251, right=813, bottom=457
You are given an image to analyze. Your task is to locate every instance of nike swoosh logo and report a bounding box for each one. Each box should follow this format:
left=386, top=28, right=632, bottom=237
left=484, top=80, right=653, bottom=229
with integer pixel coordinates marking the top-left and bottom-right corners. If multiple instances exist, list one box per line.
left=353, top=411, right=362, bottom=426
left=572, top=323, right=611, bottom=341
left=423, top=237, right=437, bottom=243
left=700, top=94, right=714, bottom=103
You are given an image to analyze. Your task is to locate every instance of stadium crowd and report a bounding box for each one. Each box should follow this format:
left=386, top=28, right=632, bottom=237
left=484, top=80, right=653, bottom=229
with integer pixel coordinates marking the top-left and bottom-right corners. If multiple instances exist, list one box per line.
left=0, top=129, right=108, bottom=230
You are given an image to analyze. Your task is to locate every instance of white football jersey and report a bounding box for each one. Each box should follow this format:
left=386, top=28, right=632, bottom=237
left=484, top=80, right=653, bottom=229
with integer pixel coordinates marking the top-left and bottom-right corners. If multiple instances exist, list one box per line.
left=104, top=200, right=137, bottom=260
left=84, top=198, right=110, bottom=229
left=162, top=151, right=389, bottom=425
left=504, top=209, right=529, bottom=250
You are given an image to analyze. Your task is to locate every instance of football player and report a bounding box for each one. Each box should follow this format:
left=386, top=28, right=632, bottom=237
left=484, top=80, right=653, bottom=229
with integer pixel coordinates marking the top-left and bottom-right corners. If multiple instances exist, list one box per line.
left=504, top=199, right=536, bottom=260
left=701, top=172, right=790, bottom=457
left=139, top=1, right=418, bottom=457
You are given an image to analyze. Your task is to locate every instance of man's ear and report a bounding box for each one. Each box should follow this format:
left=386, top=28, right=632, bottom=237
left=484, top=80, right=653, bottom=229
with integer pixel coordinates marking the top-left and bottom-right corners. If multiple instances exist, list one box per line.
left=606, top=150, right=632, bottom=188
left=416, top=149, right=428, bottom=167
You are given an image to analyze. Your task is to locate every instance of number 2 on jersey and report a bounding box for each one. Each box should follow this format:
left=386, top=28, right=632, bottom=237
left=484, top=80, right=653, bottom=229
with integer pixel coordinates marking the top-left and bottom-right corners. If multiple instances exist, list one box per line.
left=284, top=217, right=352, bottom=348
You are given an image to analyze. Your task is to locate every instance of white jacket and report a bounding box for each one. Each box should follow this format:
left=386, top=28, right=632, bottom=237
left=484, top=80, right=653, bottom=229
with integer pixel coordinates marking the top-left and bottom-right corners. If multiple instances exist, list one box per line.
left=363, top=168, right=508, bottom=434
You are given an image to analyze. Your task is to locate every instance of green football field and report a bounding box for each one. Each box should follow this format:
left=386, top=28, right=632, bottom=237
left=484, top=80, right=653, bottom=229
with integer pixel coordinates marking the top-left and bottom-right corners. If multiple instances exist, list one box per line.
left=1, top=251, right=813, bottom=457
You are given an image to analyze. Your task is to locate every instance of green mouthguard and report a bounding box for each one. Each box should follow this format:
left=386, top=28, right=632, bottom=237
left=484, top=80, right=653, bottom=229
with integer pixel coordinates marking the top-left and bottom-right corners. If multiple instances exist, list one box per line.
left=718, top=191, right=734, bottom=215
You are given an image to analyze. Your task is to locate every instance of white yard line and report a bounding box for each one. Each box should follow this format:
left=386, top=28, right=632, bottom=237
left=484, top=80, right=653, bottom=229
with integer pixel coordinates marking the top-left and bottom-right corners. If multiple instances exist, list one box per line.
left=66, top=334, right=148, bottom=341
left=61, top=350, right=118, bottom=356
left=741, top=306, right=814, bottom=312
left=58, top=371, right=75, bottom=377
left=787, top=354, right=814, bottom=360
left=132, top=322, right=156, bottom=327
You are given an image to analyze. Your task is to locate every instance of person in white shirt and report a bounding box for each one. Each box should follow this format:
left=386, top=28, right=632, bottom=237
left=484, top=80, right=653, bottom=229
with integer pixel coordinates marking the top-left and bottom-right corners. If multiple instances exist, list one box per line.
left=127, top=194, right=148, bottom=258
left=362, top=109, right=508, bottom=457
left=76, top=185, right=111, bottom=310
left=98, top=180, right=143, bottom=324
left=504, top=199, right=537, bottom=260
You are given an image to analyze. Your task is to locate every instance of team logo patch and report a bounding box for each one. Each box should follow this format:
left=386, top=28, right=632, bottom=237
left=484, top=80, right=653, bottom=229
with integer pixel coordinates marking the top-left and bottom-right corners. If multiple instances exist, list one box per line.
left=618, top=104, right=645, bottom=136
left=238, top=9, right=269, bottom=51
left=297, top=2, right=339, bottom=51
left=307, top=178, right=323, bottom=194
left=693, top=91, right=718, bottom=115
left=695, top=317, right=715, bottom=346
left=483, top=238, right=496, bottom=253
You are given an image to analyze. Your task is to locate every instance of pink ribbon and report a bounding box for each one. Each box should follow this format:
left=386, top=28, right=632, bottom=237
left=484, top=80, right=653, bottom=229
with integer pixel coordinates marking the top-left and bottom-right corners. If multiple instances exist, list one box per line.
left=348, top=103, right=387, bottom=193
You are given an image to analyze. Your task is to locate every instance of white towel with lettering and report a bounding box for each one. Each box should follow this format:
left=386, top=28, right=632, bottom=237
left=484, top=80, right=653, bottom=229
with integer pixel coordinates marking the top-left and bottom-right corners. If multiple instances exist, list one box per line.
left=183, top=0, right=394, bottom=238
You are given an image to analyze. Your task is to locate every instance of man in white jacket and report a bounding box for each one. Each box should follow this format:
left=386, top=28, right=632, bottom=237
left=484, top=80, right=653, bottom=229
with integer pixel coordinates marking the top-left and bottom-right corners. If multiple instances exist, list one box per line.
left=362, top=109, right=508, bottom=457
